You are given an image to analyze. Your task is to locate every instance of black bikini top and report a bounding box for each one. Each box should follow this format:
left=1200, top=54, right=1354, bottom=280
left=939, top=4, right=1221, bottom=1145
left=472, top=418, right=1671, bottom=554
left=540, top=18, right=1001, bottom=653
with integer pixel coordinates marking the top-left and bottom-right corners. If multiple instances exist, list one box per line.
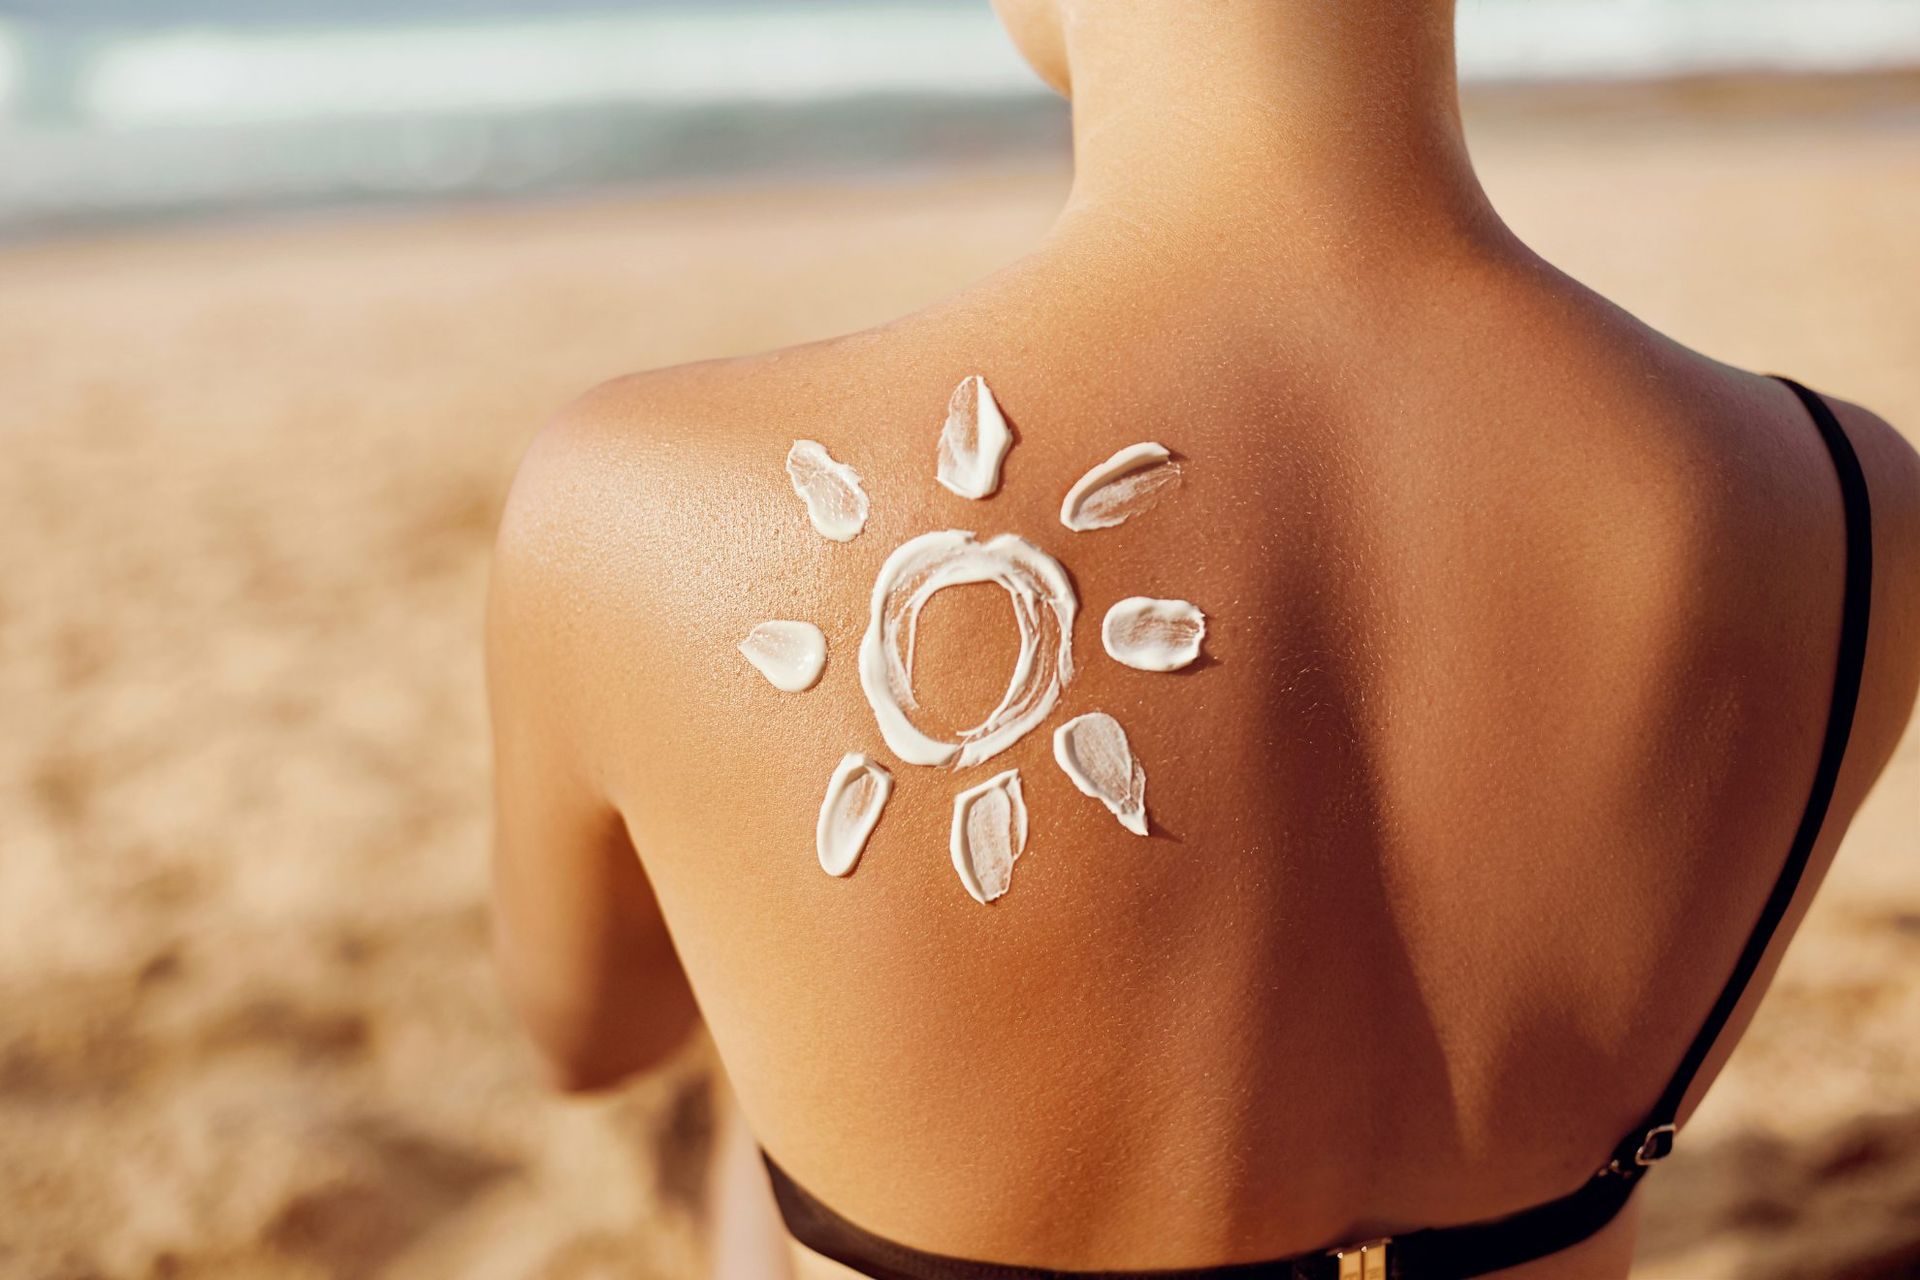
left=759, top=375, right=1876, bottom=1280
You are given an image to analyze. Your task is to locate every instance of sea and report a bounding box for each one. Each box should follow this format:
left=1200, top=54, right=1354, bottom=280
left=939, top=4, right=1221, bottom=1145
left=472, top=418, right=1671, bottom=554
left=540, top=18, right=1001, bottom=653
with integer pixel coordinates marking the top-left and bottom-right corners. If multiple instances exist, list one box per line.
left=3, top=0, right=1919, bottom=235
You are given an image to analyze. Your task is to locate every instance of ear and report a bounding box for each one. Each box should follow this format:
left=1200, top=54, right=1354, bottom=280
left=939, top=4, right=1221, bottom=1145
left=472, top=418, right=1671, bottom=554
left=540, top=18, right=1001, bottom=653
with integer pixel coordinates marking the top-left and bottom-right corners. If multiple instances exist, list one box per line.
left=991, top=0, right=1071, bottom=97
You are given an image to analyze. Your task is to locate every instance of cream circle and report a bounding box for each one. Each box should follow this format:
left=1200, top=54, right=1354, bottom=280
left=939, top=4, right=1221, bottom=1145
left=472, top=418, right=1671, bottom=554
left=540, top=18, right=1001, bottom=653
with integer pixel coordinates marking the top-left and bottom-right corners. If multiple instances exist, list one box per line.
left=858, top=530, right=1076, bottom=769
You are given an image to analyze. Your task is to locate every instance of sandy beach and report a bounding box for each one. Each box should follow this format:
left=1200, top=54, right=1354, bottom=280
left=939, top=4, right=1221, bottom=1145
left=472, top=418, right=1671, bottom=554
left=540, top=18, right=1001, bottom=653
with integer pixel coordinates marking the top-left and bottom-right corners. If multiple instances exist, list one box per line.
left=2, top=76, right=1917, bottom=1280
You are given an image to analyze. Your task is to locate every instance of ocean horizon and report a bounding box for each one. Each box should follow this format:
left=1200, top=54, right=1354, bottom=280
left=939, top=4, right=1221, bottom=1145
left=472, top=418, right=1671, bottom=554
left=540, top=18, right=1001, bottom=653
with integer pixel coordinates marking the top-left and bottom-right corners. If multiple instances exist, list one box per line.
left=5, top=0, right=1920, bottom=235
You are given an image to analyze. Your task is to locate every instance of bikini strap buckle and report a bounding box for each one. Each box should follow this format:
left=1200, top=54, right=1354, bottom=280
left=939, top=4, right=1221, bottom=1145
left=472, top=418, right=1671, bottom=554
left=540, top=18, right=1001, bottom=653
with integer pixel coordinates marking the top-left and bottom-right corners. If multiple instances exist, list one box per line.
left=1333, top=1237, right=1391, bottom=1280
left=1633, top=1123, right=1679, bottom=1166
left=1602, top=1122, right=1679, bottom=1177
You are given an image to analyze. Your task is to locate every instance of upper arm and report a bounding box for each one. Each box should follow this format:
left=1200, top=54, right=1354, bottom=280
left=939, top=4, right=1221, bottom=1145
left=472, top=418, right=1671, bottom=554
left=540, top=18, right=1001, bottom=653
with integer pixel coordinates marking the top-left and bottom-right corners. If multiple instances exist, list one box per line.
left=485, top=400, right=700, bottom=1091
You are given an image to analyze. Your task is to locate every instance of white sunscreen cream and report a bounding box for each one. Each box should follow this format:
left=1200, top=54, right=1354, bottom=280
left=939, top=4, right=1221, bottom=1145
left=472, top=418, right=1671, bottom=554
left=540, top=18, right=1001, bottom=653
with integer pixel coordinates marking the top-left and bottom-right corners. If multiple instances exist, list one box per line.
left=950, top=768, right=1027, bottom=903
left=859, top=530, right=1076, bottom=769
left=936, top=375, right=1013, bottom=500
left=738, top=620, right=828, bottom=692
left=1101, top=597, right=1206, bottom=672
left=817, top=753, right=893, bottom=877
left=786, top=439, right=870, bottom=541
left=1060, top=442, right=1181, bottom=532
left=1053, top=712, right=1149, bottom=836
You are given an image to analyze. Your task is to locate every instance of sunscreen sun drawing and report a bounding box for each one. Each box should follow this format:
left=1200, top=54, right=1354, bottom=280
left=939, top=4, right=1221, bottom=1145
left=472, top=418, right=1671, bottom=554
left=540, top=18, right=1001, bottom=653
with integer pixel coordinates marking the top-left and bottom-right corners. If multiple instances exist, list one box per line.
left=743, top=375, right=1207, bottom=904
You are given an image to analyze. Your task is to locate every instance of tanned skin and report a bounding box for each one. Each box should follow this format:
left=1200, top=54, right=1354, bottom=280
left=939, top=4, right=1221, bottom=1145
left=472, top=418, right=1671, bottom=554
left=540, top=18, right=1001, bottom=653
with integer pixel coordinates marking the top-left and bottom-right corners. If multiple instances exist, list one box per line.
left=488, top=2, right=1920, bottom=1275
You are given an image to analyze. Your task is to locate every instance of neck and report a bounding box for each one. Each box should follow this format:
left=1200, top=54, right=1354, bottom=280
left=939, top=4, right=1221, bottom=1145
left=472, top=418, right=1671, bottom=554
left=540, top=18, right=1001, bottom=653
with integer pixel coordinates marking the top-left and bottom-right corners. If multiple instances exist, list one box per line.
left=1049, top=0, right=1502, bottom=262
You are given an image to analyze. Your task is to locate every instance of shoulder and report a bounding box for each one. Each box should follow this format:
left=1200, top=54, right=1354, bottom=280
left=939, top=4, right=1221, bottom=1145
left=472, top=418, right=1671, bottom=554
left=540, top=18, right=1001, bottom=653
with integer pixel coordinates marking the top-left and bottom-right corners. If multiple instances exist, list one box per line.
left=498, top=359, right=761, bottom=531
left=489, top=312, right=940, bottom=603
left=491, top=352, right=816, bottom=600
left=1707, top=378, right=1920, bottom=799
left=485, top=338, right=882, bottom=729
left=1821, top=392, right=1920, bottom=774
left=1824, top=392, right=1920, bottom=541
left=489, top=369, right=687, bottom=627
left=485, top=359, right=772, bottom=728
left=1820, top=391, right=1919, bottom=635
left=495, top=326, right=891, bottom=531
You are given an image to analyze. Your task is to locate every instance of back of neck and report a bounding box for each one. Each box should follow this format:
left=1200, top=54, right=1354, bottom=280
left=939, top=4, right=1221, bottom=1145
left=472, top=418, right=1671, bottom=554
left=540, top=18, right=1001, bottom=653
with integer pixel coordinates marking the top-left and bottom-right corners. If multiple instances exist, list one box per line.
left=1050, top=0, right=1503, bottom=265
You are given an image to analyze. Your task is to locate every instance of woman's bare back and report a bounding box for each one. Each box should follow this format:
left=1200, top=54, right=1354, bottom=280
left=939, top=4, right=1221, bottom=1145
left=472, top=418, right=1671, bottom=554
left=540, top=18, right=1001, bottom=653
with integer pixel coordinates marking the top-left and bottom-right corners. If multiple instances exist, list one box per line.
left=487, top=221, right=1920, bottom=1276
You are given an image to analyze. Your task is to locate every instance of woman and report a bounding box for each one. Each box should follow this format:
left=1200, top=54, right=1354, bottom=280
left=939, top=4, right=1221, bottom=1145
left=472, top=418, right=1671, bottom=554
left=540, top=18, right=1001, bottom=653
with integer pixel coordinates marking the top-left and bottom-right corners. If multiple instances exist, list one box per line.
left=486, top=2, right=1920, bottom=1276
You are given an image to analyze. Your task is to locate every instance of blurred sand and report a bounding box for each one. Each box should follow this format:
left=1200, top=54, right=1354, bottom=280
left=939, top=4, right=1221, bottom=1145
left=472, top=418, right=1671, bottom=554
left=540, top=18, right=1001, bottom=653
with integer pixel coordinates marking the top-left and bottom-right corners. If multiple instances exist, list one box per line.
left=1, top=77, right=1917, bottom=1280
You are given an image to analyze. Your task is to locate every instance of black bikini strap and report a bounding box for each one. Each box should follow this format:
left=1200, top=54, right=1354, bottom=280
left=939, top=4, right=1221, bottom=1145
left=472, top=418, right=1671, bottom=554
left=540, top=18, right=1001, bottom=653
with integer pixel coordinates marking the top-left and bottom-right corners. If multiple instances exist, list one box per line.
left=762, top=375, right=1875, bottom=1280
left=1599, top=375, right=1874, bottom=1175
left=765, top=1153, right=1381, bottom=1280
left=766, top=1151, right=1635, bottom=1280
